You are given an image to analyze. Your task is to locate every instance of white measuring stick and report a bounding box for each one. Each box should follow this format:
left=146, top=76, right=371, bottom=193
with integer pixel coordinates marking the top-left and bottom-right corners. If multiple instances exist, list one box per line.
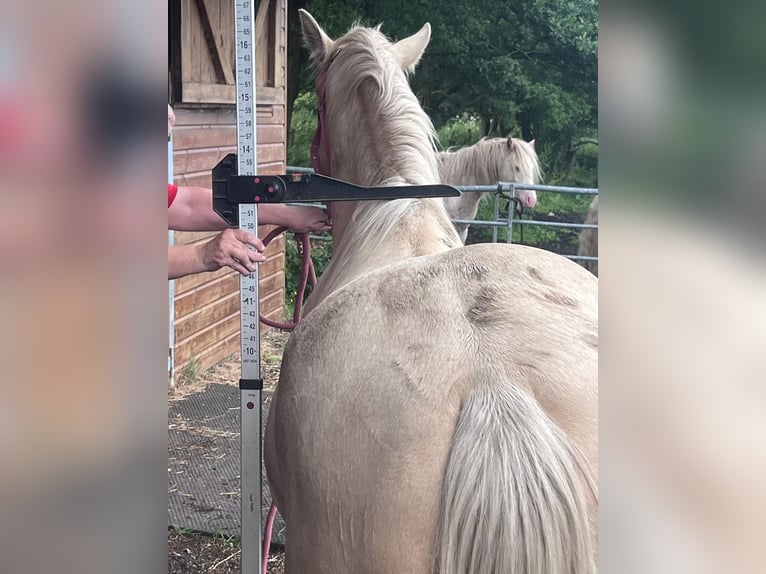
left=234, top=1, right=261, bottom=572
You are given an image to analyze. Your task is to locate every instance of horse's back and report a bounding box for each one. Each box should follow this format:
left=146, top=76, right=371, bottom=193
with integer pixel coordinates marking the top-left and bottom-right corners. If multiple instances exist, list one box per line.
left=266, top=243, right=597, bottom=572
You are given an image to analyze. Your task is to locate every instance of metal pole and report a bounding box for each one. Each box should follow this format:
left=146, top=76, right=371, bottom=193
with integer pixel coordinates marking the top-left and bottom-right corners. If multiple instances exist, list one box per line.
left=234, top=1, right=261, bottom=572
left=506, top=184, right=515, bottom=243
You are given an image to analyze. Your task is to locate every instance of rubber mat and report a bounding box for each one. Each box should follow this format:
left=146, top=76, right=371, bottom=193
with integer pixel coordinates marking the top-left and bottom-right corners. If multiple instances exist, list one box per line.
left=167, top=382, right=286, bottom=544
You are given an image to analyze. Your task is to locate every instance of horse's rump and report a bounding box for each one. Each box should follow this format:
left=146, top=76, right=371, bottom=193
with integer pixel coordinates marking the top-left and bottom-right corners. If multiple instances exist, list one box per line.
left=268, top=242, right=597, bottom=571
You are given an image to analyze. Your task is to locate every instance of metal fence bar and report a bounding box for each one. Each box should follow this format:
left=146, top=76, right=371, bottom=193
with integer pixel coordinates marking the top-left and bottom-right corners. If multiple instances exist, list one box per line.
left=514, top=219, right=599, bottom=230
left=288, top=166, right=315, bottom=174
left=506, top=189, right=514, bottom=244
left=450, top=218, right=598, bottom=230
left=569, top=255, right=599, bottom=262
left=284, top=166, right=598, bottom=268
left=503, top=182, right=598, bottom=194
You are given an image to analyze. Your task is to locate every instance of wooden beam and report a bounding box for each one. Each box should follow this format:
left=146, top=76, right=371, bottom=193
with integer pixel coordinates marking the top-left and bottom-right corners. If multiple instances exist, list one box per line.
left=193, top=0, right=234, bottom=86
left=255, top=0, right=271, bottom=47
left=182, top=83, right=282, bottom=104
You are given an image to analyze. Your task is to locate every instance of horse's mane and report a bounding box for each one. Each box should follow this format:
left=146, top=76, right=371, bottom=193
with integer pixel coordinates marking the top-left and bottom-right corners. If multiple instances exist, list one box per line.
left=439, top=138, right=542, bottom=186
left=323, top=25, right=460, bottom=251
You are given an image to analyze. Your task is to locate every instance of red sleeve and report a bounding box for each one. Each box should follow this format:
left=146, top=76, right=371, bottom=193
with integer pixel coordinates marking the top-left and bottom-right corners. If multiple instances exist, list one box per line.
left=168, top=183, right=178, bottom=207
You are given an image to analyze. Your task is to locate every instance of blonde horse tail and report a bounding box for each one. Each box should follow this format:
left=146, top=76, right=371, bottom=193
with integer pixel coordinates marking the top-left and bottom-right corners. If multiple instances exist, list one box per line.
left=436, top=382, right=596, bottom=573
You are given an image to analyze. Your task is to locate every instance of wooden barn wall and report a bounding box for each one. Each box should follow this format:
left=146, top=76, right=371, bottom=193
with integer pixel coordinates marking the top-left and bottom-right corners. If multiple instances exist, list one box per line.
left=172, top=105, right=287, bottom=373
left=170, top=0, right=288, bottom=373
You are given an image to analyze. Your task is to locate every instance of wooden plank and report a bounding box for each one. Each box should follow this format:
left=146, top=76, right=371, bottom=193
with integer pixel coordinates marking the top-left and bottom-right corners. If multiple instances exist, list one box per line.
left=183, top=82, right=235, bottom=104
left=174, top=106, right=234, bottom=126
left=194, top=0, right=234, bottom=85
left=174, top=230, right=218, bottom=246
left=256, top=161, right=286, bottom=174
left=175, top=266, right=235, bottom=295
left=256, top=124, right=284, bottom=144
left=255, top=0, right=272, bottom=86
left=217, top=1, right=236, bottom=86
left=258, top=269, right=285, bottom=297
left=173, top=229, right=283, bottom=249
left=175, top=172, right=212, bottom=188
left=252, top=143, right=284, bottom=164
left=169, top=0, right=183, bottom=103
left=214, top=107, right=237, bottom=125
left=175, top=331, right=239, bottom=373
left=173, top=147, right=235, bottom=174
left=255, top=88, right=283, bottom=105
left=172, top=123, right=281, bottom=152
left=175, top=312, right=240, bottom=365
left=275, top=0, right=287, bottom=89
left=182, top=84, right=283, bottom=105
left=173, top=125, right=237, bottom=150
left=260, top=288, right=284, bottom=318
left=258, top=251, right=284, bottom=278
left=263, top=231, right=284, bottom=255
left=174, top=250, right=283, bottom=302
left=175, top=290, right=240, bottom=343
left=174, top=142, right=282, bottom=174
left=256, top=104, right=284, bottom=125
left=175, top=272, right=240, bottom=319
left=180, top=0, right=197, bottom=91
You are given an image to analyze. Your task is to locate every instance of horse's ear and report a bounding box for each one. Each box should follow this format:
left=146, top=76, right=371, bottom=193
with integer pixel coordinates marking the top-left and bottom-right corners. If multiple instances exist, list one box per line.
left=507, top=137, right=516, bottom=151
left=390, top=23, right=431, bottom=73
left=530, top=139, right=536, bottom=149
left=299, top=9, right=333, bottom=63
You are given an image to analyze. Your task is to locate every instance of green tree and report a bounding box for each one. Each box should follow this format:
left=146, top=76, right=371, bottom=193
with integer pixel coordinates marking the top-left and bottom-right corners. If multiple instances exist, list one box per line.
left=286, top=0, right=597, bottom=185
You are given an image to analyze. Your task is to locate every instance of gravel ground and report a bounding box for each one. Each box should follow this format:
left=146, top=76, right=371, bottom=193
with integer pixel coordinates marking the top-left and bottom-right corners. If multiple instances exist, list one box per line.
left=167, top=528, right=285, bottom=573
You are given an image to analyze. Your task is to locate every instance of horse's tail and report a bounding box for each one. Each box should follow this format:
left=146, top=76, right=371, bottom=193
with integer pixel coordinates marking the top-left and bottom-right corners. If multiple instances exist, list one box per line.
left=435, top=381, right=596, bottom=573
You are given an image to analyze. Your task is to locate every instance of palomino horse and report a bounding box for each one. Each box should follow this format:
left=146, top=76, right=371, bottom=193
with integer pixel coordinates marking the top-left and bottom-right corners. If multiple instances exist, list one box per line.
left=440, top=137, right=541, bottom=242
left=265, top=11, right=598, bottom=573
left=578, top=196, right=599, bottom=276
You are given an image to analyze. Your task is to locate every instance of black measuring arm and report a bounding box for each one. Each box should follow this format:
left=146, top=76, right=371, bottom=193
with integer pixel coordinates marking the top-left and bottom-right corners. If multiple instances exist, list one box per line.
left=212, top=153, right=460, bottom=226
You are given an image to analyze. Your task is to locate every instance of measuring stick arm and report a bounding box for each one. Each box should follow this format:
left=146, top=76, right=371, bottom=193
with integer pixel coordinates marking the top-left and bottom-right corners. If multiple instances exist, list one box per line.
left=212, top=153, right=461, bottom=226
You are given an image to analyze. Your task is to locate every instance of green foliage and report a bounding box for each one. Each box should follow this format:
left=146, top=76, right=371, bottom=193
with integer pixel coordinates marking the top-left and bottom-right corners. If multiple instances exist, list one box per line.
left=287, top=92, right=318, bottom=167
left=436, top=114, right=483, bottom=150
left=177, top=359, right=201, bottom=386
left=466, top=190, right=594, bottom=255
left=284, top=0, right=599, bottom=300
left=284, top=234, right=333, bottom=318
left=289, top=0, right=598, bottom=183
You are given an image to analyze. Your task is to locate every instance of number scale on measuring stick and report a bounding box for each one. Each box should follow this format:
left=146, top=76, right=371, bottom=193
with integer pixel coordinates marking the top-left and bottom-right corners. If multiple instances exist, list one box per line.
left=233, top=1, right=261, bottom=573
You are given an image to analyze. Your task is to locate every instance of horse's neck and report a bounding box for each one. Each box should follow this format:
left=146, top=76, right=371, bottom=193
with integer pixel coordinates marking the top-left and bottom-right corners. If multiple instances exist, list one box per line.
left=440, top=142, right=502, bottom=187
left=306, top=197, right=459, bottom=312
left=306, top=69, right=461, bottom=311
left=440, top=143, right=501, bottom=226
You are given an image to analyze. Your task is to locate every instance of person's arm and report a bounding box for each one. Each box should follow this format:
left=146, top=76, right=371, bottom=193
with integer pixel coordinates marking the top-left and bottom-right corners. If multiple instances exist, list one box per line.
left=168, top=186, right=331, bottom=233
left=168, top=186, right=231, bottom=231
left=258, top=204, right=332, bottom=232
left=168, top=228, right=266, bottom=280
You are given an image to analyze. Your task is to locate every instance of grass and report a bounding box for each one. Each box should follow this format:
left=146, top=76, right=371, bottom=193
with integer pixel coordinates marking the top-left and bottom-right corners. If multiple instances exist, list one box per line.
left=177, top=359, right=201, bottom=386
left=466, top=189, right=594, bottom=256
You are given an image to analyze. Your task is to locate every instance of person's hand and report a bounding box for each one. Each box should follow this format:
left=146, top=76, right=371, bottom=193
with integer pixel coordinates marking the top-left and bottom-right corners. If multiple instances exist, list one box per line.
left=197, top=228, right=266, bottom=275
left=283, top=206, right=332, bottom=233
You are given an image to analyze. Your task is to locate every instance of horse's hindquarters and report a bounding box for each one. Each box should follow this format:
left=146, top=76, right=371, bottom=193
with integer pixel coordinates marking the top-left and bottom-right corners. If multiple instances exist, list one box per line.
left=266, top=243, right=598, bottom=572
